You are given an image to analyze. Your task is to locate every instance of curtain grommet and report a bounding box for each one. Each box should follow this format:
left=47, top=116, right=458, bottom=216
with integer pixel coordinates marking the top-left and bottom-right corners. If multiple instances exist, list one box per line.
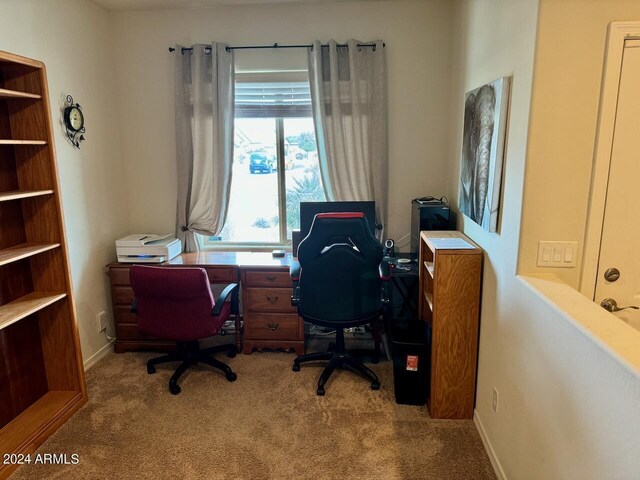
left=181, top=226, right=189, bottom=232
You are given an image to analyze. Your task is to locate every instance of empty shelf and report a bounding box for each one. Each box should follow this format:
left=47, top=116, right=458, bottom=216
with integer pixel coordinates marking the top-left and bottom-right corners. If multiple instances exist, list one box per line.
left=424, top=261, right=434, bottom=277
left=0, top=88, right=41, bottom=100
left=424, top=292, right=434, bottom=312
left=0, top=190, right=53, bottom=202
left=0, top=242, right=60, bottom=266
left=0, top=292, right=67, bottom=331
left=0, top=139, right=46, bottom=145
left=0, top=391, right=81, bottom=456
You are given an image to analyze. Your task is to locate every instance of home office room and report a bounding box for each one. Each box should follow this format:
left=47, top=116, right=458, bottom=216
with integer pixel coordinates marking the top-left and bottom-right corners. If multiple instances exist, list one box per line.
left=1, top=0, right=640, bottom=479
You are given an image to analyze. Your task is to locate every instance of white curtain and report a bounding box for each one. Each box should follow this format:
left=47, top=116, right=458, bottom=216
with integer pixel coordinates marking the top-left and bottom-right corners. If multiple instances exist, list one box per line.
left=308, top=39, right=388, bottom=237
left=175, top=43, right=235, bottom=252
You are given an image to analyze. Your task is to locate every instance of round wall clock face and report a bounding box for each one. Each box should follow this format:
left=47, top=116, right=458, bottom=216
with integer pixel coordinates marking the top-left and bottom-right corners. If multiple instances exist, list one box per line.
left=66, top=106, right=84, bottom=132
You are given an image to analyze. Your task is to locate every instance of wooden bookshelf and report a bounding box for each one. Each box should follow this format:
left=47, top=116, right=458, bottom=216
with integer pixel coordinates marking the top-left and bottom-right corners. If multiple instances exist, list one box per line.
left=418, top=231, right=482, bottom=419
left=0, top=50, right=87, bottom=479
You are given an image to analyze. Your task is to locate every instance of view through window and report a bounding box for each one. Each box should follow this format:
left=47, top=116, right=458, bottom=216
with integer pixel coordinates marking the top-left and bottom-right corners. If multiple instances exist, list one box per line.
left=201, top=92, right=326, bottom=247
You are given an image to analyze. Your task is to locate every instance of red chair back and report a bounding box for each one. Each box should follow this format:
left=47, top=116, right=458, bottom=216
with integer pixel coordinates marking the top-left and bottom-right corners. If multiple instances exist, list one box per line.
left=130, top=266, right=226, bottom=341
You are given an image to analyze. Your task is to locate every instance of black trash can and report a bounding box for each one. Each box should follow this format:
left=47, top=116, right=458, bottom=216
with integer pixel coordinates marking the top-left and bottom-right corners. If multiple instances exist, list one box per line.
left=390, top=319, right=431, bottom=405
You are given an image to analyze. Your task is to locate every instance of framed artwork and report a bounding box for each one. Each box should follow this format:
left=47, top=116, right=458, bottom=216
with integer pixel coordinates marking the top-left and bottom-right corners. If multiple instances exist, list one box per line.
left=459, top=76, right=511, bottom=232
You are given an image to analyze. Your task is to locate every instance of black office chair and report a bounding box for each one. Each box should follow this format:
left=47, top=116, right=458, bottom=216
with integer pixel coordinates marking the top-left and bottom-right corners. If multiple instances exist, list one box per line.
left=290, top=212, right=390, bottom=396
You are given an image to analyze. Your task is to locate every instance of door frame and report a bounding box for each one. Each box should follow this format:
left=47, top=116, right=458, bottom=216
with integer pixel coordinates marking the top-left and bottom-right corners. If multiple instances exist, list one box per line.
left=580, top=22, right=640, bottom=299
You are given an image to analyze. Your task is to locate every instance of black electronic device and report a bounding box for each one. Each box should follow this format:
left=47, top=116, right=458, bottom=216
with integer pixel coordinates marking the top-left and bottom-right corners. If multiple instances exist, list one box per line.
left=298, top=201, right=377, bottom=255
left=410, top=196, right=454, bottom=254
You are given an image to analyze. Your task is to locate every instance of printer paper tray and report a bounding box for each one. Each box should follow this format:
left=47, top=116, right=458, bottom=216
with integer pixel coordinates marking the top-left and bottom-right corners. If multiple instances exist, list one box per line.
left=117, top=255, right=167, bottom=264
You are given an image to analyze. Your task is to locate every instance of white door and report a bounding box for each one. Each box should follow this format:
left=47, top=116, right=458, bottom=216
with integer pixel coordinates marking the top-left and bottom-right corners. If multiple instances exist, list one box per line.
left=595, top=39, right=640, bottom=330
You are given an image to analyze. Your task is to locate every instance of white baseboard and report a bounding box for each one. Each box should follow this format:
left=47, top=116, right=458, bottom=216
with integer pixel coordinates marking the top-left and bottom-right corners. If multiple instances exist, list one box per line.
left=474, top=410, right=507, bottom=480
left=83, top=341, right=113, bottom=371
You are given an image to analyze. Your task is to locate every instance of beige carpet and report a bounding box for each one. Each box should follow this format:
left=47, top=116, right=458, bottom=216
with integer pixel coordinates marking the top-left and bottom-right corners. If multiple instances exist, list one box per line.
left=10, top=351, right=495, bottom=480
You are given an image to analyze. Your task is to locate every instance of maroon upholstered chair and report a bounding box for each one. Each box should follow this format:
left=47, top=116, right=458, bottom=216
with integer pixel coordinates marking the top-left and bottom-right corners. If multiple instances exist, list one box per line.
left=130, top=265, right=238, bottom=395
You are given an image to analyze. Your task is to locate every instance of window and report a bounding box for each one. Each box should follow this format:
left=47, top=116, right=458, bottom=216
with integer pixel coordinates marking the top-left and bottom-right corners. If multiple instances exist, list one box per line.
left=200, top=72, right=326, bottom=249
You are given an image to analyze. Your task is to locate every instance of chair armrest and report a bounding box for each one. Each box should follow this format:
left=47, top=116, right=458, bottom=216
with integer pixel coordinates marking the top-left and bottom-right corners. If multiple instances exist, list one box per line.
left=212, top=283, right=239, bottom=316
left=290, top=261, right=301, bottom=307
left=379, top=260, right=391, bottom=305
left=289, top=261, right=301, bottom=281
left=379, top=260, right=391, bottom=281
left=130, top=298, right=137, bottom=314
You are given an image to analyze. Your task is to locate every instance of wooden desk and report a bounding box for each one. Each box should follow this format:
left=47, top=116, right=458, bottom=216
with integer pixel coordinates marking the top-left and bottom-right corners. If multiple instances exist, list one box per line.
left=107, top=252, right=304, bottom=355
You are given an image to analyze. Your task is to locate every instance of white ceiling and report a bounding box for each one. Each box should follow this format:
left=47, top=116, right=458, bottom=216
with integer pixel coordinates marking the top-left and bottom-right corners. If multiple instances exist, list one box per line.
left=92, top=0, right=380, bottom=11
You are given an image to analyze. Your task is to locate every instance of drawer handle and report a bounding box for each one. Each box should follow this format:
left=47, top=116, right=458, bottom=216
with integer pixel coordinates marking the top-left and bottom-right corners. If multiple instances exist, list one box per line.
left=266, top=295, right=279, bottom=303
left=266, top=275, right=276, bottom=282
left=267, top=322, right=280, bottom=331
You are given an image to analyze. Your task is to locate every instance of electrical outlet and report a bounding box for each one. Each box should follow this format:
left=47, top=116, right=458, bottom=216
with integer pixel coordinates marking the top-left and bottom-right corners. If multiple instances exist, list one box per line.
left=492, top=387, right=499, bottom=413
left=97, top=311, right=108, bottom=333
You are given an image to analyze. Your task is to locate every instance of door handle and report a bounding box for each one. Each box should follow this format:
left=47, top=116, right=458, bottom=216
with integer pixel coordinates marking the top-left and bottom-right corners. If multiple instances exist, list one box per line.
left=600, top=297, right=639, bottom=313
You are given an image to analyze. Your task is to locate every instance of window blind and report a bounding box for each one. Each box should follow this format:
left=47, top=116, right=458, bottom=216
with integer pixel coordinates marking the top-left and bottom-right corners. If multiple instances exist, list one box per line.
left=235, top=81, right=312, bottom=118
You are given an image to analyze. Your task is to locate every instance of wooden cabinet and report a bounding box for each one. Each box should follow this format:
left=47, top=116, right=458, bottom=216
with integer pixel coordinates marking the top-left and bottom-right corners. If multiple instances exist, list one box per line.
left=240, top=267, right=304, bottom=355
left=107, top=263, right=240, bottom=353
left=418, top=231, right=482, bottom=419
left=0, top=50, right=87, bottom=478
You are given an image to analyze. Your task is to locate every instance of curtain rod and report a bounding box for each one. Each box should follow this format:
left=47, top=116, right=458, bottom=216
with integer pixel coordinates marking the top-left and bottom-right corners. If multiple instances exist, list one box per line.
left=168, top=42, right=385, bottom=54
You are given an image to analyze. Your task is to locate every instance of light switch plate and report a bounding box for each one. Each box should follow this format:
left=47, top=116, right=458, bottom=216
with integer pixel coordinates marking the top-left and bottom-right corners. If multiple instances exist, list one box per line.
left=537, top=241, right=578, bottom=268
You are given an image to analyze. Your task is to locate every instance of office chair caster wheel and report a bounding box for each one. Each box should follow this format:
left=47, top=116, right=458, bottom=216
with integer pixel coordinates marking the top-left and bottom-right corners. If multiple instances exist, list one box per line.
left=147, top=364, right=156, bottom=374
left=169, top=383, right=181, bottom=395
left=227, top=347, right=237, bottom=358
left=292, top=363, right=300, bottom=372
left=371, top=382, right=380, bottom=391
left=226, top=372, right=237, bottom=382
left=316, top=386, right=325, bottom=396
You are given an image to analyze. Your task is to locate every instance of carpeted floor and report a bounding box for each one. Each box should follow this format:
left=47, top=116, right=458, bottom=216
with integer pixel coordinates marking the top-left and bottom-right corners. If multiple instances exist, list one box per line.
left=9, top=350, right=495, bottom=480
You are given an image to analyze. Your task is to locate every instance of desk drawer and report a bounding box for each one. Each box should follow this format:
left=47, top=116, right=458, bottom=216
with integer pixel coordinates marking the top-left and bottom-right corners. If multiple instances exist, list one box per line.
left=114, top=305, right=137, bottom=324
left=112, top=286, right=134, bottom=305
left=204, top=266, right=236, bottom=283
left=243, top=270, right=291, bottom=287
left=244, top=313, right=300, bottom=340
left=110, top=266, right=131, bottom=286
left=116, top=323, right=161, bottom=341
left=246, top=287, right=295, bottom=313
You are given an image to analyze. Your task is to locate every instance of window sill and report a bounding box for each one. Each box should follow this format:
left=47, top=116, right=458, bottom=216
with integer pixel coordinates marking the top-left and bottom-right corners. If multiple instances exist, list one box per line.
left=198, top=243, right=292, bottom=253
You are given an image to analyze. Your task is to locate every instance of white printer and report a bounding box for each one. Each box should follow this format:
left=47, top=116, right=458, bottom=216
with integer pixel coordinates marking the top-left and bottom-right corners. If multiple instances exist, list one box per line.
left=116, top=234, right=182, bottom=263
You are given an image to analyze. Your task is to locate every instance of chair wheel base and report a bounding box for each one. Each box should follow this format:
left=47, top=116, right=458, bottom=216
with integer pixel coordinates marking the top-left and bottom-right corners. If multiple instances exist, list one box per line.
left=316, top=386, right=325, bottom=396
left=371, top=383, right=380, bottom=390
left=169, top=383, right=181, bottom=395
left=227, top=348, right=237, bottom=359
left=226, top=372, right=237, bottom=382
left=292, top=363, right=300, bottom=372
left=147, top=365, right=156, bottom=374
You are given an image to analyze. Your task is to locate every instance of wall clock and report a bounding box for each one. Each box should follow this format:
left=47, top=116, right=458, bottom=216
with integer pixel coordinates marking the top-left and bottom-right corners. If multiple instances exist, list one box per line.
left=63, top=95, right=85, bottom=148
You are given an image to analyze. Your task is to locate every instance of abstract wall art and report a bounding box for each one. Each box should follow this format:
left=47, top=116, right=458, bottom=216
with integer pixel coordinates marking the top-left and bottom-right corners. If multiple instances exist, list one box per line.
left=459, top=76, right=511, bottom=232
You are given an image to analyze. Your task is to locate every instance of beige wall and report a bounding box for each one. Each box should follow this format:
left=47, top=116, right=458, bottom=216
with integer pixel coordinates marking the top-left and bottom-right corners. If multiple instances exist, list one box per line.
left=0, top=0, right=129, bottom=366
left=111, top=0, right=454, bottom=246
left=518, top=0, right=640, bottom=285
left=450, top=0, right=640, bottom=478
